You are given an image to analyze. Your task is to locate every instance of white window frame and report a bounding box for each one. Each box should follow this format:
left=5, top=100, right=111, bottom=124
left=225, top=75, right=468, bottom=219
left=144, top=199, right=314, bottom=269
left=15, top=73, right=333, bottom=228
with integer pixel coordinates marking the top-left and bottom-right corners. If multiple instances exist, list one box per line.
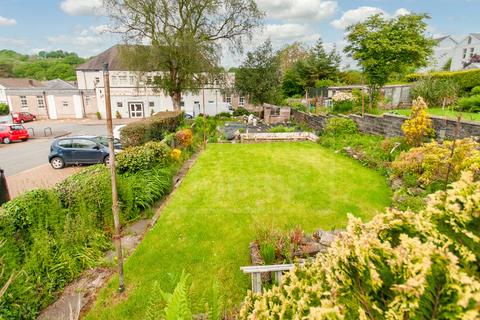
left=463, top=48, right=467, bottom=59
left=62, top=101, right=69, bottom=108
left=117, top=102, right=123, bottom=108
left=149, top=101, right=155, bottom=108
left=20, top=96, right=28, bottom=108
left=239, top=96, right=245, bottom=106
left=36, top=96, right=45, bottom=108
left=226, top=95, right=231, bottom=103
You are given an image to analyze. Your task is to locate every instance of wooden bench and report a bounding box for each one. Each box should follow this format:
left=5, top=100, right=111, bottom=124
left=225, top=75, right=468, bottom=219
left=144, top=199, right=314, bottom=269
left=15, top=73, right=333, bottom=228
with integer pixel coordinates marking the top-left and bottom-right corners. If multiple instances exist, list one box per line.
left=240, top=263, right=304, bottom=293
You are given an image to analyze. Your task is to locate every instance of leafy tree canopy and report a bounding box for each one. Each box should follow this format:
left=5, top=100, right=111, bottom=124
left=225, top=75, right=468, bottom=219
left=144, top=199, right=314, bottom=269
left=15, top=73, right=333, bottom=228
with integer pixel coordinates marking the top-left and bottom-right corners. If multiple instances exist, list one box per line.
left=235, top=40, right=282, bottom=105
left=344, top=13, right=435, bottom=106
left=0, top=49, right=85, bottom=81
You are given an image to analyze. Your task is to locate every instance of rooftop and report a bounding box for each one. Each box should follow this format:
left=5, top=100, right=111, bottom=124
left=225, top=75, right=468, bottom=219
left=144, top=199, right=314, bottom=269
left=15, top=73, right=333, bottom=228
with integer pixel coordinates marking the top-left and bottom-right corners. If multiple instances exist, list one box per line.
left=76, top=45, right=129, bottom=71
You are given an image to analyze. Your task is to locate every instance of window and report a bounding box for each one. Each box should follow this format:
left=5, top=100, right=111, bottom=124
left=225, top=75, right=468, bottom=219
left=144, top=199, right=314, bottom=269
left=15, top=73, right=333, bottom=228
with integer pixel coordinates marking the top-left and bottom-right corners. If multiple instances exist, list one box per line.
left=239, top=96, right=245, bottom=106
left=58, top=139, right=73, bottom=148
left=146, top=76, right=153, bottom=85
left=62, top=101, right=69, bottom=108
left=72, top=139, right=97, bottom=149
left=149, top=101, right=154, bottom=107
left=94, top=77, right=100, bottom=84
left=117, top=102, right=123, bottom=108
left=225, top=95, right=231, bottom=103
left=180, top=101, right=185, bottom=107
left=470, top=47, right=475, bottom=57
left=463, top=49, right=468, bottom=59
left=208, top=100, right=214, bottom=104
left=129, top=76, right=135, bottom=84
left=111, top=76, right=118, bottom=85
left=119, top=75, right=127, bottom=83
left=36, top=96, right=45, bottom=108
left=20, top=96, right=27, bottom=108
left=468, top=36, right=472, bottom=45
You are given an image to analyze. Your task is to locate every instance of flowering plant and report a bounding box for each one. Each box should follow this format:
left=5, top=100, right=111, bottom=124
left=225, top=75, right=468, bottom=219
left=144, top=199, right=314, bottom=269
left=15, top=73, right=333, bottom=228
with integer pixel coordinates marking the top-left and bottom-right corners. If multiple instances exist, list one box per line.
left=170, top=148, right=181, bottom=160
left=401, top=97, right=435, bottom=146
left=175, top=129, right=193, bottom=147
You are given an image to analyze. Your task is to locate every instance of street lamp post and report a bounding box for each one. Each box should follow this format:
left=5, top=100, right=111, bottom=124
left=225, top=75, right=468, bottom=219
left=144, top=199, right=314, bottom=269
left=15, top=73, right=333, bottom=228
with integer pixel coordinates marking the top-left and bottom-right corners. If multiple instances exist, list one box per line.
left=103, top=63, right=125, bottom=293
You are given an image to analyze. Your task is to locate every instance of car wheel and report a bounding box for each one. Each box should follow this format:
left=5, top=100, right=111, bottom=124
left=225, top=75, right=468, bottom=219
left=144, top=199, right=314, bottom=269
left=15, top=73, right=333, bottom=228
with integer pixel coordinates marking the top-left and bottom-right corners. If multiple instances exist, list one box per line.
left=21, top=138, right=28, bottom=142
left=33, top=116, right=36, bottom=121
left=50, top=157, right=65, bottom=169
left=3, top=137, right=11, bottom=144
left=103, top=155, right=110, bottom=166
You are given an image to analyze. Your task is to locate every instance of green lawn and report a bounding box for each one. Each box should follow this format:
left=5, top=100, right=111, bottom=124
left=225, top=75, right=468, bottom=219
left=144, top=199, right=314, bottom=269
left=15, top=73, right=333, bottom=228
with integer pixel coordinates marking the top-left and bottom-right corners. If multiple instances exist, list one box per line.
left=86, top=143, right=391, bottom=319
left=387, top=107, right=480, bottom=122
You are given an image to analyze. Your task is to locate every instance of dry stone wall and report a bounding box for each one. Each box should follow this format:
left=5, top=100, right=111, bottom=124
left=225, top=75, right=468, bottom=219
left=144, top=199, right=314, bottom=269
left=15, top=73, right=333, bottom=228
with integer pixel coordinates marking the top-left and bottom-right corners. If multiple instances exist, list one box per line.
left=291, top=110, right=480, bottom=140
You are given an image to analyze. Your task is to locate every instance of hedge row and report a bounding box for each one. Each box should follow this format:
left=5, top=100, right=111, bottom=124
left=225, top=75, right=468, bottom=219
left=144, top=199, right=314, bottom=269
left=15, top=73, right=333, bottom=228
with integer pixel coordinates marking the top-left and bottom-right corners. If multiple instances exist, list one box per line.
left=120, top=111, right=183, bottom=147
left=406, top=69, right=480, bottom=91
left=0, top=162, right=174, bottom=319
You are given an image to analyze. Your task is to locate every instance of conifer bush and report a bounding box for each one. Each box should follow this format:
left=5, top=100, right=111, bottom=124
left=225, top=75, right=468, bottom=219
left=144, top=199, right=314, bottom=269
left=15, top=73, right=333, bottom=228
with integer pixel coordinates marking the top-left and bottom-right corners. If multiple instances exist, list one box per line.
left=401, top=97, right=435, bottom=146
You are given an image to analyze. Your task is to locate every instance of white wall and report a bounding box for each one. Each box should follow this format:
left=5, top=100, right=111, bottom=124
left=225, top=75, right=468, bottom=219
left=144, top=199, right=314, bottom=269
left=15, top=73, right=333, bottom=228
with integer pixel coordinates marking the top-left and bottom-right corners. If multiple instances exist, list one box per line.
left=46, top=95, right=57, bottom=119
left=0, top=86, right=7, bottom=104
left=451, top=35, right=480, bottom=71
left=431, top=37, right=457, bottom=71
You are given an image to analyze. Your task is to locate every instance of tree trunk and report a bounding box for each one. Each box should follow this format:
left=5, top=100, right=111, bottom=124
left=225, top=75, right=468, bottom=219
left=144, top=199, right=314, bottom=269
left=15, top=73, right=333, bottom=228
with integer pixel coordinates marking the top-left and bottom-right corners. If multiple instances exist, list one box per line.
left=171, top=91, right=182, bottom=111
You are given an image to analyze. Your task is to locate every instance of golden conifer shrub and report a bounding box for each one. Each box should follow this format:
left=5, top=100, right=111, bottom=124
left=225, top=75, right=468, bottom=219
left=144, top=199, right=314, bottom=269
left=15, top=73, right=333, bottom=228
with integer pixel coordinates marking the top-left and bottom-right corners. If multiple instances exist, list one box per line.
left=401, top=97, right=435, bottom=146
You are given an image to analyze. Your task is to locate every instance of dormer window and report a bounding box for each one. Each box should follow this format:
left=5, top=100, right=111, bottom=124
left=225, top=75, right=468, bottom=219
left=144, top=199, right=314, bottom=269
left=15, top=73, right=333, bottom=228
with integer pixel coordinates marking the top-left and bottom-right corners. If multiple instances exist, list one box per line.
left=468, top=36, right=472, bottom=45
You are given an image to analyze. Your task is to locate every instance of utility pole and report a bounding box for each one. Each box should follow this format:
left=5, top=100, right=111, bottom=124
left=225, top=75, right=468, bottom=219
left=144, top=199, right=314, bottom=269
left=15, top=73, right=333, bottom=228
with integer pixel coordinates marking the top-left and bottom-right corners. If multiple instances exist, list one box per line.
left=103, top=63, right=125, bottom=293
left=202, top=82, right=206, bottom=147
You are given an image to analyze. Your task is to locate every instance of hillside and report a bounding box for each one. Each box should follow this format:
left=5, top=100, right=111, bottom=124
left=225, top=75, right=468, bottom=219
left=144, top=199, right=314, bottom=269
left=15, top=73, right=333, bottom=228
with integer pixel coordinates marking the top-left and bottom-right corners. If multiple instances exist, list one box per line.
left=0, top=49, right=86, bottom=81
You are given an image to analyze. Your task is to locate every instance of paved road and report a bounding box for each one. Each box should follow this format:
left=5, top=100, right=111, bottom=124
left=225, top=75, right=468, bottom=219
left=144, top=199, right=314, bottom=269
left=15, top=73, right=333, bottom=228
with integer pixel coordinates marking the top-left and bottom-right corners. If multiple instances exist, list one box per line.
left=0, top=120, right=108, bottom=176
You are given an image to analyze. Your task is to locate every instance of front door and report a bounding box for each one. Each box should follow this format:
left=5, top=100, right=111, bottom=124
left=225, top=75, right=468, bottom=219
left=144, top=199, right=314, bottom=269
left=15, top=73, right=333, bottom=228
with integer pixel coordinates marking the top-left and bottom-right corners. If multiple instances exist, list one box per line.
left=129, top=102, right=144, bottom=118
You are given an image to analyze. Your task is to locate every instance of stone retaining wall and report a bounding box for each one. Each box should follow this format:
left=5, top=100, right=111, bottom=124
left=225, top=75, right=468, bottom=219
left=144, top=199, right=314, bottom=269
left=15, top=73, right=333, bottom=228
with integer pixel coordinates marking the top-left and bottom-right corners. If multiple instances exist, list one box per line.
left=291, top=110, right=480, bottom=140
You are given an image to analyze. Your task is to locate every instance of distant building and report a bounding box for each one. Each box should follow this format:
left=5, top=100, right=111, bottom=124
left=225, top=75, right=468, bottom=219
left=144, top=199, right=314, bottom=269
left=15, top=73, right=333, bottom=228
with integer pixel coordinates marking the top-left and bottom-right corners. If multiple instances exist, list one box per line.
left=428, top=33, right=480, bottom=71
left=3, top=78, right=96, bottom=119
left=451, top=33, right=480, bottom=71
left=431, top=35, right=458, bottom=71
left=76, top=45, right=246, bottom=119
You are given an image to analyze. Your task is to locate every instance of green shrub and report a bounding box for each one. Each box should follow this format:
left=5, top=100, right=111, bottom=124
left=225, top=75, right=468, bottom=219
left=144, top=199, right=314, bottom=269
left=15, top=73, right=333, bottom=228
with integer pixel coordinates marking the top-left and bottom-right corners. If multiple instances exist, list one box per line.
left=457, top=95, right=480, bottom=113
left=471, top=86, right=480, bottom=95
left=259, top=243, right=276, bottom=265
left=406, top=69, right=480, bottom=92
left=215, top=112, right=232, bottom=118
left=410, top=77, right=459, bottom=106
left=332, top=99, right=355, bottom=113
left=323, top=117, right=358, bottom=136
left=118, top=167, right=173, bottom=221
left=232, top=107, right=250, bottom=116
left=116, top=141, right=171, bottom=173
left=120, top=112, right=183, bottom=147
left=268, top=125, right=296, bottom=133
left=0, top=103, right=9, bottom=115
left=0, top=188, right=110, bottom=319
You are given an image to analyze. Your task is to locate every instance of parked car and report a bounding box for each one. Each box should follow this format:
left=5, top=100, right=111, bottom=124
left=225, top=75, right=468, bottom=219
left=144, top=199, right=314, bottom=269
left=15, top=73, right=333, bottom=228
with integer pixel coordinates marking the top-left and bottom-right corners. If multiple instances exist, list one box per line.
left=0, top=124, right=29, bottom=144
left=48, top=136, right=111, bottom=169
left=12, top=112, right=36, bottom=124
left=95, top=135, right=122, bottom=150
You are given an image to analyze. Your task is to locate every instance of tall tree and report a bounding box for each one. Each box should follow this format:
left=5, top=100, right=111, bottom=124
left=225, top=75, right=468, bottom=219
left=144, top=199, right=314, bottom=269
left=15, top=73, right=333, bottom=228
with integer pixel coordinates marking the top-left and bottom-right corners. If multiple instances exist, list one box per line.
left=276, top=42, right=308, bottom=74
left=345, top=13, right=435, bottom=108
left=280, top=38, right=340, bottom=97
left=235, top=40, right=282, bottom=105
left=104, top=0, right=263, bottom=111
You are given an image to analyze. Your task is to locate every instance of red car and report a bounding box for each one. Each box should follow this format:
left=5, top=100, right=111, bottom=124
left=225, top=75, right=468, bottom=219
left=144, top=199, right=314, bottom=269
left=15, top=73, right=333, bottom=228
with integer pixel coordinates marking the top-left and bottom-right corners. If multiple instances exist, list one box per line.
left=12, top=112, right=36, bottom=124
left=0, top=124, right=29, bottom=144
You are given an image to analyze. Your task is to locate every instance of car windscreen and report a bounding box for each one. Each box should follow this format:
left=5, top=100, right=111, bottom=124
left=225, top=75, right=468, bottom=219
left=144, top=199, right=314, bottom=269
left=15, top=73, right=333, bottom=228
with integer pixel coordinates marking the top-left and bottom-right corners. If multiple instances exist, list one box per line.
left=95, top=136, right=120, bottom=146
left=9, top=125, right=24, bottom=131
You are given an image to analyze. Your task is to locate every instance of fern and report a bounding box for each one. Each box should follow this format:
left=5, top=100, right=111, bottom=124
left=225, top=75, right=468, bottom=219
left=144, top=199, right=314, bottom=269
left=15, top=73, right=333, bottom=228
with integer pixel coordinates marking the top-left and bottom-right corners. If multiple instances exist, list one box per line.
left=162, top=271, right=192, bottom=320
left=207, top=281, right=223, bottom=320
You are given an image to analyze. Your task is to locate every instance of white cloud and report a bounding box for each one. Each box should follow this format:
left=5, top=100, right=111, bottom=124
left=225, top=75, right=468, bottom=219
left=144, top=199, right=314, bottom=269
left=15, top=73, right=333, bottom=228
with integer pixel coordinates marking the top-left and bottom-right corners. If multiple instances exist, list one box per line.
left=0, top=16, right=17, bottom=26
left=331, top=6, right=386, bottom=29
left=395, top=8, right=411, bottom=16
left=262, top=24, right=320, bottom=44
left=257, top=0, right=338, bottom=22
left=331, top=6, right=413, bottom=30
left=60, top=0, right=103, bottom=16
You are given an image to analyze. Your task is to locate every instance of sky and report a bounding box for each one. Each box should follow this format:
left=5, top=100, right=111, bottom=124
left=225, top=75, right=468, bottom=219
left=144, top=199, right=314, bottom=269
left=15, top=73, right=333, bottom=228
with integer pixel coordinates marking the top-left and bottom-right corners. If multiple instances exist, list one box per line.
left=0, top=0, right=479, bottom=67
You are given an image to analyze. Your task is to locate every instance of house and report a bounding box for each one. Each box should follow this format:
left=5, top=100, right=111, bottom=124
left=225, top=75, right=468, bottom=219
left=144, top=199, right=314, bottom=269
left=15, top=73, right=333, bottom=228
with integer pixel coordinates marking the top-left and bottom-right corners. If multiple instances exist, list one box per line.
left=430, top=35, right=458, bottom=71
left=4, top=78, right=97, bottom=119
left=450, top=33, right=480, bottom=71
left=0, top=78, right=43, bottom=106
left=76, top=45, right=247, bottom=119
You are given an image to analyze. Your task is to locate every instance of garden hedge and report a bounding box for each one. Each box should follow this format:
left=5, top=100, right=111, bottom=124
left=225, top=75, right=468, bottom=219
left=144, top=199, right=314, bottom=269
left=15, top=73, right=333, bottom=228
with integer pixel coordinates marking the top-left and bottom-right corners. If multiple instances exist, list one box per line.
left=0, top=159, right=175, bottom=318
left=120, top=111, right=183, bottom=147
left=406, top=69, right=480, bottom=91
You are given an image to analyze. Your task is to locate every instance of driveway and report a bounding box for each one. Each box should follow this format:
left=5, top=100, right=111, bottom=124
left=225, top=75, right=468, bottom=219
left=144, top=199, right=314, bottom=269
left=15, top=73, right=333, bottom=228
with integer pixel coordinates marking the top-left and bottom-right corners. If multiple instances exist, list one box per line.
left=0, top=119, right=135, bottom=176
